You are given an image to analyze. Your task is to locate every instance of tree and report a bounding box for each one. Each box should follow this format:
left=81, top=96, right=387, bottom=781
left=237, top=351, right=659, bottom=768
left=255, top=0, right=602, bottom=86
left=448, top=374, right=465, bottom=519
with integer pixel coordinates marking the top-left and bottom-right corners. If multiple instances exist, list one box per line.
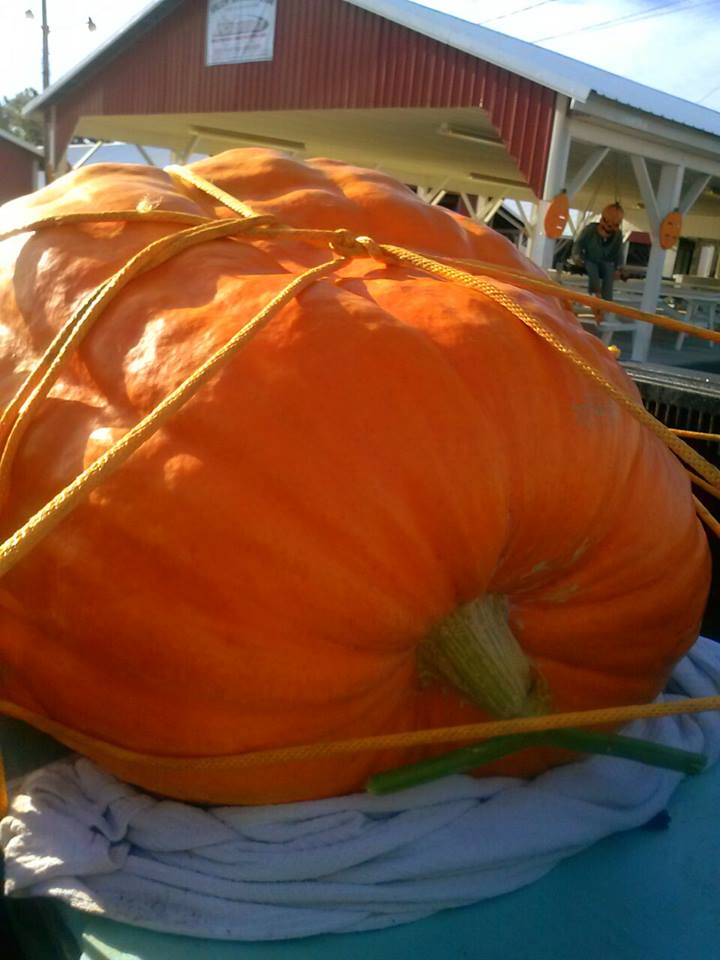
left=0, top=88, right=43, bottom=147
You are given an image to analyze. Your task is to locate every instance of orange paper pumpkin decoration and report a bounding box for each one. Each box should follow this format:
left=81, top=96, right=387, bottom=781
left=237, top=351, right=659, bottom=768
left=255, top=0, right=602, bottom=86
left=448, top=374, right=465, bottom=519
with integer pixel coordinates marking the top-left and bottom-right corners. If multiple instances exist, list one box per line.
left=659, top=209, right=683, bottom=250
left=0, top=150, right=710, bottom=805
left=544, top=190, right=570, bottom=238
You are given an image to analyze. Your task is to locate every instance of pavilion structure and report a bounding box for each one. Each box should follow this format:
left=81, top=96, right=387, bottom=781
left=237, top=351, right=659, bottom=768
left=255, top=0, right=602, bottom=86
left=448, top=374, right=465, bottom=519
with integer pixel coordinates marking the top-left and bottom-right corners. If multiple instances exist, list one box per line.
left=25, top=0, right=720, bottom=361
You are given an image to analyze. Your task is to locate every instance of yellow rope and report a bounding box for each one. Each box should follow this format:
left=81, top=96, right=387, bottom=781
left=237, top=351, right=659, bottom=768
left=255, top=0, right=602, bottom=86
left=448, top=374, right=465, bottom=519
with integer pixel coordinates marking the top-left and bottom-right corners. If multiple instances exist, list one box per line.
left=0, top=215, right=274, bottom=509
left=434, top=254, right=720, bottom=345
left=690, top=473, right=720, bottom=501
left=0, top=695, right=718, bottom=773
left=1, top=207, right=717, bottom=345
left=673, top=429, right=720, bottom=443
left=0, top=253, right=345, bottom=579
left=0, top=166, right=718, bottom=785
left=0, top=208, right=210, bottom=243
left=361, top=242, right=720, bottom=492
left=166, top=164, right=260, bottom=219
left=694, top=495, right=720, bottom=538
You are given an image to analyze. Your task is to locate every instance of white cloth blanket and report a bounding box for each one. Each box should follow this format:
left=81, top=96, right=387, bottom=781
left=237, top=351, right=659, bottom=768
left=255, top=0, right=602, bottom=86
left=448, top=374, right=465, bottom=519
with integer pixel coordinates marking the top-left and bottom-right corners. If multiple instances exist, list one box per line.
left=2, top=636, right=720, bottom=942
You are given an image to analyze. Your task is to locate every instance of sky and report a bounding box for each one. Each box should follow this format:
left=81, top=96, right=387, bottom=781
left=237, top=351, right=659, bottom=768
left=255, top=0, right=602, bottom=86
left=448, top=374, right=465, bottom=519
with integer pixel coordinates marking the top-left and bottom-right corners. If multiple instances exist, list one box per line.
left=1, top=0, right=719, bottom=111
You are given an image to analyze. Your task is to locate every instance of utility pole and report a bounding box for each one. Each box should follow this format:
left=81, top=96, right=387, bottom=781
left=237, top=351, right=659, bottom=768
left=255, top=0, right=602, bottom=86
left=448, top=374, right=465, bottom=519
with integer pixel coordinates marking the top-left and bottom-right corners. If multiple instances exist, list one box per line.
left=40, top=0, right=53, bottom=181
left=26, top=2, right=53, bottom=180
left=40, top=0, right=49, bottom=90
left=27, top=3, right=96, bottom=182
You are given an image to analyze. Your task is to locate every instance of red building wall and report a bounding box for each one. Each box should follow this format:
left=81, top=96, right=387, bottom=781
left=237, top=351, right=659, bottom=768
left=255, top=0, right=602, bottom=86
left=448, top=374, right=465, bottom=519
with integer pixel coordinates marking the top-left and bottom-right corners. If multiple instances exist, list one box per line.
left=53, top=0, right=555, bottom=195
left=0, top=140, right=37, bottom=205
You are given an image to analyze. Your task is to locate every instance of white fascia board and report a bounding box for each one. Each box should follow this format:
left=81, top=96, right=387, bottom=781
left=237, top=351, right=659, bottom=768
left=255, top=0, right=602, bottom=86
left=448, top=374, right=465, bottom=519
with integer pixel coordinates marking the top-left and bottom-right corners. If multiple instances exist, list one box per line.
left=578, top=74, right=720, bottom=138
left=576, top=96, right=720, bottom=160
left=569, top=118, right=720, bottom=180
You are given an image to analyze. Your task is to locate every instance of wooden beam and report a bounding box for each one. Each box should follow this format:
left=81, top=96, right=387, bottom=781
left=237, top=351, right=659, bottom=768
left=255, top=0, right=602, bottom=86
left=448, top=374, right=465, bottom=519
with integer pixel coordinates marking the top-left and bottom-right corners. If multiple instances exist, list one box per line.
left=71, top=140, right=104, bottom=169
left=679, top=173, right=712, bottom=214
left=630, top=156, right=660, bottom=233
left=566, top=146, right=609, bottom=198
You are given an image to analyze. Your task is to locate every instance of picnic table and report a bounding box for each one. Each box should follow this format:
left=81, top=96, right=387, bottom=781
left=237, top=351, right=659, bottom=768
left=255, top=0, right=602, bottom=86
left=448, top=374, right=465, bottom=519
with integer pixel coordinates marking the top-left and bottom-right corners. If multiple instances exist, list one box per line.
left=548, top=272, right=719, bottom=350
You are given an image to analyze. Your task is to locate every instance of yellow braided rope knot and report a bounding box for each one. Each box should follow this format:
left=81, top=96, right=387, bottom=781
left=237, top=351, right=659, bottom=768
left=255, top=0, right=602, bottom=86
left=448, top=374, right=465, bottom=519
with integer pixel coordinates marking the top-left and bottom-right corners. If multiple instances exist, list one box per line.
left=0, top=164, right=718, bottom=805
left=0, top=165, right=717, bottom=578
left=0, top=163, right=717, bottom=570
left=376, top=242, right=720, bottom=496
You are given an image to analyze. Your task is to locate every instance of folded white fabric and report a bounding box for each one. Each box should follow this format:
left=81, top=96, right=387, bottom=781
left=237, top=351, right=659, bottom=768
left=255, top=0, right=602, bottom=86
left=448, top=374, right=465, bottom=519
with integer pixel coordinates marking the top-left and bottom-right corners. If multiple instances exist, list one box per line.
left=2, top=636, right=719, bottom=941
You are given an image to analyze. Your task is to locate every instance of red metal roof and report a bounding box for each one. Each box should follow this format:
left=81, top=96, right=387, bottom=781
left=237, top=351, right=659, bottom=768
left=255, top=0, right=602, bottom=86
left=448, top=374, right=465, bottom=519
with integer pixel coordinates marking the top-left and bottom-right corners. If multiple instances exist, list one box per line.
left=51, top=0, right=555, bottom=196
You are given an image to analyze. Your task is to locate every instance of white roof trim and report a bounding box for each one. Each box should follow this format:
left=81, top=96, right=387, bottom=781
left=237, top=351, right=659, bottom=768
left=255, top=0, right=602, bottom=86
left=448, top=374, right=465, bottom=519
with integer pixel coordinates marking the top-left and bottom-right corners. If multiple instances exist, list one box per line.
left=23, top=0, right=720, bottom=142
left=0, top=127, right=43, bottom=157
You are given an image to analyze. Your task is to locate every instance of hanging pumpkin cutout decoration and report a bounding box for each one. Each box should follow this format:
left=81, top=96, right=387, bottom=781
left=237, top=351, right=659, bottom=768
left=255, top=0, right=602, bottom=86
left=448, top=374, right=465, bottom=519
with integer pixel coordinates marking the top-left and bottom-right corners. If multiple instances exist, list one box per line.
left=544, top=189, right=570, bottom=238
left=659, top=208, right=683, bottom=250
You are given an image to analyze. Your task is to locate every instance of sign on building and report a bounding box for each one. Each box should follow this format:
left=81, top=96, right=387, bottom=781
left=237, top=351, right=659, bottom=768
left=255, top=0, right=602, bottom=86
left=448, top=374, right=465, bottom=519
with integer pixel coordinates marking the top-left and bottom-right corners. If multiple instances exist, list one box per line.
left=206, top=0, right=277, bottom=66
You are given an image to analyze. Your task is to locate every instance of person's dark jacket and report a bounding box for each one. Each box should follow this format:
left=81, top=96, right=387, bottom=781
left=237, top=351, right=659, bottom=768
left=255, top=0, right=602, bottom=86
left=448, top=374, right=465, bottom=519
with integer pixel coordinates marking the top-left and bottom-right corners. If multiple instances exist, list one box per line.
left=572, top=222, right=623, bottom=268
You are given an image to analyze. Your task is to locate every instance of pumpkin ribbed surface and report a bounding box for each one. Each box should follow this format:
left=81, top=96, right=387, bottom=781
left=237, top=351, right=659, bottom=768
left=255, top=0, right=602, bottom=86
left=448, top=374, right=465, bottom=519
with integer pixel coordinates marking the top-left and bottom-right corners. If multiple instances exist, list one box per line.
left=0, top=149, right=710, bottom=803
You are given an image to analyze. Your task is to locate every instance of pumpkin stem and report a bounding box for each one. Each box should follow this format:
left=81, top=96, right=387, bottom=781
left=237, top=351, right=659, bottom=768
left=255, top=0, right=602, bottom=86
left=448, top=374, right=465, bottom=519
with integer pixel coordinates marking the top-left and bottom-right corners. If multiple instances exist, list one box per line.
left=419, top=594, right=546, bottom=718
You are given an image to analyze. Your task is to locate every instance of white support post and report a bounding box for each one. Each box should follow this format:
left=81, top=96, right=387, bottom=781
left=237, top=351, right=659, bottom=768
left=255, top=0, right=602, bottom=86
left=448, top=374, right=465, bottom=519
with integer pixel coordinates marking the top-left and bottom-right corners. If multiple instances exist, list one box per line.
left=177, top=133, right=200, bottom=164
left=513, top=201, right=532, bottom=229
left=458, top=192, right=473, bottom=217
left=698, top=244, right=715, bottom=277
left=482, top=197, right=504, bottom=223
left=629, top=156, right=660, bottom=231
left=474, top=196, right=494, bottom=220
left=579, top=209, right=594, bottom=231
left=679, top=174, right=711, bottom=214
left=566, top=146, right=609, bottom=198
left=135, top=145, right=157, bottom=167
left=528, top=95, right=571, bottom=269
left=460, top=193, right=501, bottom=223
left=632, top=162, right=685, bottom=362
left=417, top=182, right=449, bottom=205
left=72, top=140, right=105, bottom=169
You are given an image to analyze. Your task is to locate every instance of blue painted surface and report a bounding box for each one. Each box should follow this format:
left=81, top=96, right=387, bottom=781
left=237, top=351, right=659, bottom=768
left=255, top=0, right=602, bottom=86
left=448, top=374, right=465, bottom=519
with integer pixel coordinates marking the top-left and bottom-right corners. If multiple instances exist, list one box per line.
left=62, top=765, right=720, bottom=958
left=3, top=719, right=719, bottom=959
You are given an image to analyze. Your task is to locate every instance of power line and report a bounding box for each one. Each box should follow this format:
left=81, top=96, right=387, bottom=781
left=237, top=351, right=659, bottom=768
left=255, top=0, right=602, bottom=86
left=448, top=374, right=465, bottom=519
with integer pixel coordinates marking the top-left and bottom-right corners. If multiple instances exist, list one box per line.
left=698, top=82, right=720, bottom=104
left=535, top=0, right=682, bottom=42
left=480, top=0, right=561, bottom=25
left=534, top=0, right=710, bottom=44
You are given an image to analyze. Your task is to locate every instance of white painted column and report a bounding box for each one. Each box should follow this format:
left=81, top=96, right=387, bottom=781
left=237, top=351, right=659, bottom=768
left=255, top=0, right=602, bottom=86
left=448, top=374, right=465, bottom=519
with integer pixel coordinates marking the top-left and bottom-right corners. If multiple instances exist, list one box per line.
left=698, top=245, right=715, bottom=277
left=528, top=95, right=571, bottom=269
left=631, top=161, right=684, bottom=362
left=663, top=248, right=677, bottom=277
left=71, top=140, right=105, bottom=169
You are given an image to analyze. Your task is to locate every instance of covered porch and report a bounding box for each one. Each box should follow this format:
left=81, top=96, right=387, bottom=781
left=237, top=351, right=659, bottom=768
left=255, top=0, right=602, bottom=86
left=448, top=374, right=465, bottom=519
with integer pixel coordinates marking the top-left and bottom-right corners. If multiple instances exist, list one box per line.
left=25, top=0, right=720, bottom=367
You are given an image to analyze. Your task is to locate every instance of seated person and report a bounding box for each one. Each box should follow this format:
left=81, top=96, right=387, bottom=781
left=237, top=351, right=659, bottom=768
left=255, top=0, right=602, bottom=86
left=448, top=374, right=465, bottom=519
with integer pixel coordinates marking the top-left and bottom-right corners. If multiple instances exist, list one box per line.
left=572, top=203, right=626, bottom=319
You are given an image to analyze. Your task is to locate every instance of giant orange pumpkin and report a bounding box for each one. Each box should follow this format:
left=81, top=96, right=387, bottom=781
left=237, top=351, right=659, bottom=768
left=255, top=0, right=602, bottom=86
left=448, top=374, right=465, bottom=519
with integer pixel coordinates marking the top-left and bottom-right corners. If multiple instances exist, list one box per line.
left=0, top=150, right=710, bottom=804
